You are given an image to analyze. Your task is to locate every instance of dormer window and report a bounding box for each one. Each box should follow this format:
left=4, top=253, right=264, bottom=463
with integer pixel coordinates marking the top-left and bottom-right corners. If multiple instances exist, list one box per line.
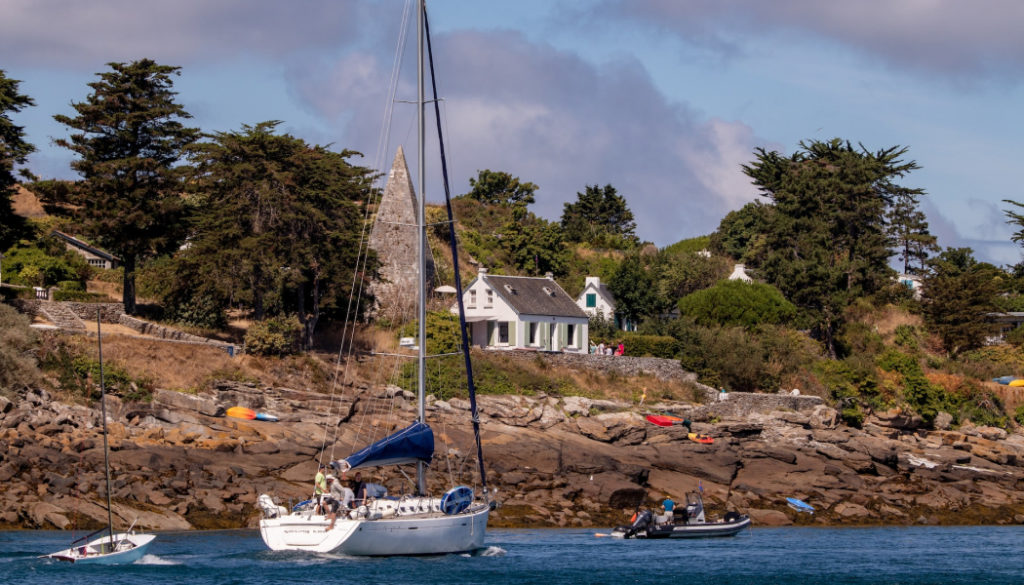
left=504, top=284, right=515, bottom=294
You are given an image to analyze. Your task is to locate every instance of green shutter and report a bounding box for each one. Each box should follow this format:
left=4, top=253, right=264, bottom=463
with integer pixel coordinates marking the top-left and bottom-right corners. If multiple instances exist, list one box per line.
left=586, top=293, right=596, bottom=308
left=510, top=321, right=518, bottom=346
left=487, top=321, right=495, bottom=346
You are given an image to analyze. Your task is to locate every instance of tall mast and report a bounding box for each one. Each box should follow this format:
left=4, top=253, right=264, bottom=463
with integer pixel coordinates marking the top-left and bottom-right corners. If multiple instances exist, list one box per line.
left=415, top=0, right=427, bottom=497
left=97, top=309, right=115, bottom=548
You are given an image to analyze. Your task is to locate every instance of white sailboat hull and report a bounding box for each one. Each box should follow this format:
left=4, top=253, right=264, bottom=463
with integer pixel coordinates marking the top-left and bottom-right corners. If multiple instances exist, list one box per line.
left=260, top=503, right=489, bottom=555
left=45, top=532, right=156, bottom=564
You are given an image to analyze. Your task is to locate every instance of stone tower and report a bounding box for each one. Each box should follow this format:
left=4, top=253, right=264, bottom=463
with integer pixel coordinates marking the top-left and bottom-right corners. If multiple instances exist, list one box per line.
left=368, top=146, right=435, bottom=322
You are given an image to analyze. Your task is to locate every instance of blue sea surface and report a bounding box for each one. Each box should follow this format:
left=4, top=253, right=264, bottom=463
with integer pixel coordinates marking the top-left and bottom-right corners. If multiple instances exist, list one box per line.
left=4, top=526, right=1023, bottom=584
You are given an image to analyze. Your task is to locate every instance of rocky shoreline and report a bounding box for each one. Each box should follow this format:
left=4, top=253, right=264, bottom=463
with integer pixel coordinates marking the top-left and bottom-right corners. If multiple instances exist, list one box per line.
left=3, top=380, right=1024, bottom=532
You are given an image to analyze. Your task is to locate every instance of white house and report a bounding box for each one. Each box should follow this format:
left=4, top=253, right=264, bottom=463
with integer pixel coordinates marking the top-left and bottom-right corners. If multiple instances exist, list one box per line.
left=575, top=275, right=638, bottom=332
left=455, top=268, right=589, bottom=352
left=896, top=273, right=923, bottom=300
left=728, top=264, right=752, bottom=282
left=52, top=230, right=119, bottom=269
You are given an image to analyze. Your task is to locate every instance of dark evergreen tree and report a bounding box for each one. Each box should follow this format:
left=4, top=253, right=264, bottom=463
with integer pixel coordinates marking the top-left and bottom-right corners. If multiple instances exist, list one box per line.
left=607, top=252, right=657, bottom=326
left=920, top=247, right=1000, bottom=356
left=0, top=71, right=36, bottom=252
left=743, top=139, right=921, bottom=356
left=49, top=59, right=199, bottom=314
left=463, top=169, right=536, bottom=207
left=709, top=200, right=772, bottom=264
left=499, top=207, right=570, bottom=276
left=888, top=191, right=938, bottom=274
left=185, top=121, right=375, bottom=347
left=560, top=184, right=638, bottom=247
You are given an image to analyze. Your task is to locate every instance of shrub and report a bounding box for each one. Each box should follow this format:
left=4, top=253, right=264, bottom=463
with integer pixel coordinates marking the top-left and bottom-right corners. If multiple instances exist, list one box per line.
left=53, top=289, right=107, bottom=302
left=39, top=337, right=154, bottom=402
left=0, top=304, right=41, bottom=394
left=677, top=279, right=797, bottom=329
left=621, top=334, right=680, bottom=358
left=244, top=316, right=303, bottom=356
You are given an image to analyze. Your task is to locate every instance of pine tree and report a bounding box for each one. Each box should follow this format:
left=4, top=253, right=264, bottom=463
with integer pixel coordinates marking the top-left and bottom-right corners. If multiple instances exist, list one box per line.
left=185, top=121, right=374, bottom=347
left=0, top=70, right=36, bottom=252
left=743, top=139, right=922, bottom=356
left=51, top=59, right=199, bottom=313
left=560, top=184, right=638, bottom=247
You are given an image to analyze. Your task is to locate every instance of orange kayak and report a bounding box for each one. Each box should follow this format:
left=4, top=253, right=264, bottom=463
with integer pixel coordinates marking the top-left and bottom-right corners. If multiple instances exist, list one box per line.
left=226, top=406, right=256, bottom=420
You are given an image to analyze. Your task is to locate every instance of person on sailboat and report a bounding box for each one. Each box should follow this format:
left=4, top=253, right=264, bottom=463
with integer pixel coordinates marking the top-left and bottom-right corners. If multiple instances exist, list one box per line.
left=325, top=476, right=354, bottom=529
left=314, top=463, right=328, bottom=513
left=349, top=471, right=365, bottom=506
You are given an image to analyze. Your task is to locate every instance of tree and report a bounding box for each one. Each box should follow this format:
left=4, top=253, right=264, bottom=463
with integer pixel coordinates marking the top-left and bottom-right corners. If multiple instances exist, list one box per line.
left=560, top=184, right=638, bottom=247
left=49, top=59, right=199, bottom=314
left=607, top=252, right=657, bottom=326
left=651, top=247, right=730, bottom=312
left=709, top=200, right=772, bottom=264
left=920, top=248, right=1000, bottom=356
left=888, top=191, right=938, bottom=274
left=463, top=169, right=536, bottom=207
left=499, top=209, right=570, bottom=276
left=743, top=139, right=921, bottom=356
left=0, top=70, right=36, bottom=251
left=185, top=121, right=375, bottom=347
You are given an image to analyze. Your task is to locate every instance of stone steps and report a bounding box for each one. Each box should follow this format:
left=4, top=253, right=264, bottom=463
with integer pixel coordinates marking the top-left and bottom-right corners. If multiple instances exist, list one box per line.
left=37, top=301, right=87, bottom=331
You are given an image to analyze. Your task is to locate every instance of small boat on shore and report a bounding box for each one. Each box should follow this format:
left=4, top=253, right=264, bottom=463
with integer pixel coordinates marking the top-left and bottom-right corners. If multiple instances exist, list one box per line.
left=609, top=489, right=750, bottom=539
left=786, top=497, right=815, bottom=514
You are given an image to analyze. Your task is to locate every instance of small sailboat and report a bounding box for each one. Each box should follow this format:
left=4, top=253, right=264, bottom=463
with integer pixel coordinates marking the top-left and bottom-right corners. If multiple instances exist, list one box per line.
left=45, top=311, right=155, bottom=563
left=258, top=0, right=490, bottom=556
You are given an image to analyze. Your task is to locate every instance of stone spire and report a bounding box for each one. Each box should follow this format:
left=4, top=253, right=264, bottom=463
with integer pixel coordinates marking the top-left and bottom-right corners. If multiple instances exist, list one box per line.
left=367, top=146, right=435, bottom=321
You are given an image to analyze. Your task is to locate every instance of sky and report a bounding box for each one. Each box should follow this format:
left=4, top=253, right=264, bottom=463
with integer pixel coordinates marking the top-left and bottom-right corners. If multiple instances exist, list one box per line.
left=3, top=0, right=1024, bottom=266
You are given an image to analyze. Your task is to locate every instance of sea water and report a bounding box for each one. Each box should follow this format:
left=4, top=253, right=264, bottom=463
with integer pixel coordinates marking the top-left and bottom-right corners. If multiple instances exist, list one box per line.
left=3, top=526, right=1023, bottom=584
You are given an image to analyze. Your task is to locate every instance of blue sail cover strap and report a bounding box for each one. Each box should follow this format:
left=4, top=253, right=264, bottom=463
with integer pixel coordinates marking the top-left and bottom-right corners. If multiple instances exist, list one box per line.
left=338, top=421, right=434, bottom=471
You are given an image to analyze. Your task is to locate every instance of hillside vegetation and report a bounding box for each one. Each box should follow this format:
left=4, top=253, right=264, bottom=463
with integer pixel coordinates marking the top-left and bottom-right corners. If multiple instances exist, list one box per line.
left=7, top=64, right=1024, bottom=435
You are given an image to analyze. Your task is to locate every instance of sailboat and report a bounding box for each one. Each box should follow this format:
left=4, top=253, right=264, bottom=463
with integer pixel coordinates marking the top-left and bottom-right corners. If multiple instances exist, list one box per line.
left=45, top=310, right=156, bottom=564
left=258, top=0, right=490, bottom=556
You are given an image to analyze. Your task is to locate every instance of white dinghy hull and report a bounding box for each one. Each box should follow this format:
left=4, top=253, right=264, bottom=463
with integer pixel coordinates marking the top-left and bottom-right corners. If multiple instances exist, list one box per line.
left=45, top=532, right=156, bottom=564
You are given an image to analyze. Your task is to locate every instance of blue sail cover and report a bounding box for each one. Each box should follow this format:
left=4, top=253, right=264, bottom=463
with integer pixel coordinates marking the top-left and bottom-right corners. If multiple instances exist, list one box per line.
left=338, top=421, right=434, bottom=471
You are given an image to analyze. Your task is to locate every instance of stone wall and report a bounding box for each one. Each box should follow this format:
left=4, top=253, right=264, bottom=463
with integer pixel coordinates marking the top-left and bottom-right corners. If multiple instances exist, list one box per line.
left=65, top=301, right=125, bottom=323
left=486, top=349, right=701, bottom=384
left=118, top=314, right=236, bottom=352
left=696, top=391, right=825, bottom=418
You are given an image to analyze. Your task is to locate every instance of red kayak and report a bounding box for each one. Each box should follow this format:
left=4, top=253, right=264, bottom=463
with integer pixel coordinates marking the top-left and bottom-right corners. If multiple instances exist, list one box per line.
left=645, top=414, right=683, bottom=427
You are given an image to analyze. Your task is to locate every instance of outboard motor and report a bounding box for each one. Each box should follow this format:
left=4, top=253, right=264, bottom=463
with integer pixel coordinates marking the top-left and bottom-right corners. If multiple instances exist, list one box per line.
left=258, top=494, right=287, bottom=518
left=624, top=509, right=653, bottom=538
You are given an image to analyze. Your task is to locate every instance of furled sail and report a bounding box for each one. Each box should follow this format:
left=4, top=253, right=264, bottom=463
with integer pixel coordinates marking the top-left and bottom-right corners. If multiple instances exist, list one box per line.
left=333, top=421, right=434, bottom=471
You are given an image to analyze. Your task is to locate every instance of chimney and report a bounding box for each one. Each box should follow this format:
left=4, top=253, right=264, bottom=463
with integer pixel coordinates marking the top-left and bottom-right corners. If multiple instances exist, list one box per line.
left=585, top=276, right=599, bottom=287
left=545, top=272, right=553, bottom=280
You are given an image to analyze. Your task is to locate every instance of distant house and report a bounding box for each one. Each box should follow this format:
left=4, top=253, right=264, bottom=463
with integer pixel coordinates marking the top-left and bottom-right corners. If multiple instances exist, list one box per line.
left=728, top=264, right=752, bottom=282
left=51, top=231, right=119, bottom=269
left=574, top=275, right=637, bottom=332
left=896, top=273, right=923, bottom=300
left=455, top=268, right=589, bottom=352
left=988, top=312, right=1024, bottom=344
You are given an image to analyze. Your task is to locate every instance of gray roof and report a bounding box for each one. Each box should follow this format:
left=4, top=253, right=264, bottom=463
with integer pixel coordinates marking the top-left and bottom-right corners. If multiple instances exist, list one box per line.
left=51, top=230, right=118, bottom=262
left=484, top=274, right=588, bottom=318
